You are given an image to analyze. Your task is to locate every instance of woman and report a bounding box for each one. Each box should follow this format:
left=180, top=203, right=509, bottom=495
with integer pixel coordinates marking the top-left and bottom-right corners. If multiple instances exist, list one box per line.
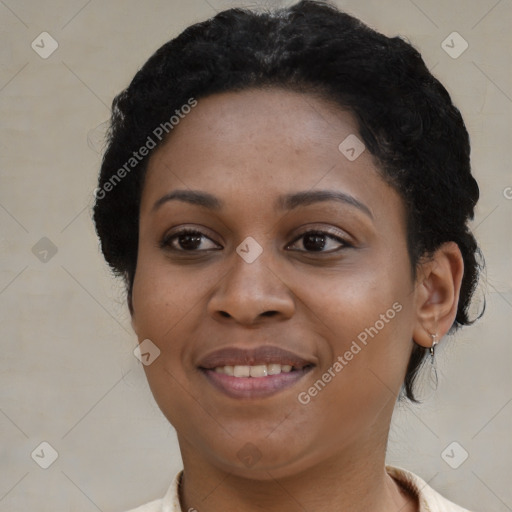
left=93, top=1, right=483, bottom=511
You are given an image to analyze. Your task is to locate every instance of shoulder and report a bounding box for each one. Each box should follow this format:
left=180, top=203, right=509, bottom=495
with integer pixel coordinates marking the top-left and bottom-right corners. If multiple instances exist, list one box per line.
left=119, top=470, right=183, bottom=512
left=386, top=465, right=473, bottom=512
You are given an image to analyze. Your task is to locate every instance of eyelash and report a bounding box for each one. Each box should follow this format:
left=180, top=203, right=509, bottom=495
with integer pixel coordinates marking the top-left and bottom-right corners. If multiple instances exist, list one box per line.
left=159, top=227, right=352, bottom=254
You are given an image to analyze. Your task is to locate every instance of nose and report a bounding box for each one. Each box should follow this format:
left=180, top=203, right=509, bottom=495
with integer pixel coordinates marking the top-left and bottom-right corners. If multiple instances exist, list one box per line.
left=207, top=249, right=296, bottom=327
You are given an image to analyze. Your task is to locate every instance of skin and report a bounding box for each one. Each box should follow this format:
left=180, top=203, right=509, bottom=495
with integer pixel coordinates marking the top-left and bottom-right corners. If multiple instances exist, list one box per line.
left=130, top=88, right=464, bottom=512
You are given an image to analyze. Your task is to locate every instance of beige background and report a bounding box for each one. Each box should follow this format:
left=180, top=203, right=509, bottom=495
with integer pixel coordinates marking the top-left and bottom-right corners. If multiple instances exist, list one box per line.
left=0, top=0, right=511, bottom=511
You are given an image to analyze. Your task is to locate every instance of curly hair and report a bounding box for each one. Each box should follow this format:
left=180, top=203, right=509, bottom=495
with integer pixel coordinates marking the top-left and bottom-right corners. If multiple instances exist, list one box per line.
left=92, top=0, right=483, bottom=402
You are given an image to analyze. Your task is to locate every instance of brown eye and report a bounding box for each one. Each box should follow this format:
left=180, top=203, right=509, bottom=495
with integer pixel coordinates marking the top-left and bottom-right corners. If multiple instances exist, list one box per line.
left=287, top=230, right=350, bottom=253
left=160, top=229, right=221, bottom=252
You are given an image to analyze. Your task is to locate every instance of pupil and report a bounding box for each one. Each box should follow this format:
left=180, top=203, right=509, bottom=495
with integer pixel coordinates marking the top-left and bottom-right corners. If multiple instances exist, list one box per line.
left=180, top=233, right=202, bottom=250
left=304, top=233, right=325, bottom=251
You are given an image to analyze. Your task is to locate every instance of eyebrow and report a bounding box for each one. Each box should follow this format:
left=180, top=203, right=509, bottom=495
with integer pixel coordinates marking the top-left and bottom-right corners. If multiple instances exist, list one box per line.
left=152, top=189, right=373, bottom=219
left=276, top=190, right=373, bottom=219
left=152, top=190, right=222, bottom=212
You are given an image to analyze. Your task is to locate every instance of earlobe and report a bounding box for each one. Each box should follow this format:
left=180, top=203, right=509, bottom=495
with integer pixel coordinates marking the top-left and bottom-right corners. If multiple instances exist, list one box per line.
left=412, top=242, right=464, bottom=348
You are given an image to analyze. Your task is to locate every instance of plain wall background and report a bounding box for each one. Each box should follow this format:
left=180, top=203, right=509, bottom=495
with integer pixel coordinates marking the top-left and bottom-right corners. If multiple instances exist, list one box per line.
left=0, top=0, right=511, bottom=511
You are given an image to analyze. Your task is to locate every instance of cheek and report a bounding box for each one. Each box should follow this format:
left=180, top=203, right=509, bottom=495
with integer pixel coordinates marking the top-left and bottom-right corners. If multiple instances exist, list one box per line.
left=290, top=253, right=414, bottom=408
left=131, top=254, right=209, bottom=336
left=294, top=286, right=413, bottom=449
left=131, top=253, right=222, bottom=391
left=131, top=257, right=212, bottom=431
left=294, top=251, right=410, bottom=339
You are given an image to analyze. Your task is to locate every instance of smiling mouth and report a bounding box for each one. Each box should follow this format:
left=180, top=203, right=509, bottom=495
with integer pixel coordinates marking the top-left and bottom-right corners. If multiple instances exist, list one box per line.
left=197, top=345, right=316, bottom=399
left=199, top=363, right=314, bottom=399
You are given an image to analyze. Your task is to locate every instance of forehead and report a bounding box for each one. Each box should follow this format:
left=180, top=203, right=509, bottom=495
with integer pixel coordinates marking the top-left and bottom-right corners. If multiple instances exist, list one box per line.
left=140, top=88, right=400, bottom=220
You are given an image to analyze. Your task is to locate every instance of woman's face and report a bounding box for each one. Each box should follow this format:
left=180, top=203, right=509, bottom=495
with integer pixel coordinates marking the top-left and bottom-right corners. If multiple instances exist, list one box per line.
left=131, top=88, right=419, bottom=478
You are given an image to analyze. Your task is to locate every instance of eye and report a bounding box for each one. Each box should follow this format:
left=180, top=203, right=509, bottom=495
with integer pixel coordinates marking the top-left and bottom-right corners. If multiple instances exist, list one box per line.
left=287, top=229, right=351, bottom=253
left=160, top=228, right=221, bottom=252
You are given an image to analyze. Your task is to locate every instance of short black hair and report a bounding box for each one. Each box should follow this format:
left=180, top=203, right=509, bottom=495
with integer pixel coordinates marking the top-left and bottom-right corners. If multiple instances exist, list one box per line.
left=93, top=0, right=484, bottom=402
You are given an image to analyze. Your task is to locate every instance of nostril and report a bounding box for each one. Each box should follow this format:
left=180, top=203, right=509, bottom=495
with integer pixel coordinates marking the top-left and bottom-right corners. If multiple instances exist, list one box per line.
left=216, top=310, right=278, bottom=320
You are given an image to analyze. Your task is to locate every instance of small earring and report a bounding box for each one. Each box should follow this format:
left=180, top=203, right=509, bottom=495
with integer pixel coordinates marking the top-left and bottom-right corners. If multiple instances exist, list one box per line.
left=430, top=333, right=439, bottom=362
left=426, top=333, right=439, bottom=393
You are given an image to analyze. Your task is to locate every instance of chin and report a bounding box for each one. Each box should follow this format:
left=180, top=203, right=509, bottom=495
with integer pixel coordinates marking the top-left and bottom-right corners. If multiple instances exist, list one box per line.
left=199, top=432, right=322, bottom=480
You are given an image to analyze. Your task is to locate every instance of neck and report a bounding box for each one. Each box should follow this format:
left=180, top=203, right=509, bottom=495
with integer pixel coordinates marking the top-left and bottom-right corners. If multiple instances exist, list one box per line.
left=177, top=427, right=416, bottom=512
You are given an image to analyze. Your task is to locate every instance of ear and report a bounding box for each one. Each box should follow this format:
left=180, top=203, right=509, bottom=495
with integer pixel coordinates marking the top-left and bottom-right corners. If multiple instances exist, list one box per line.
left=131, top=313, right=137, bottom=334
left=128, top=292, right=138, bottom=334
left=412, top=241, right=464, bottom=348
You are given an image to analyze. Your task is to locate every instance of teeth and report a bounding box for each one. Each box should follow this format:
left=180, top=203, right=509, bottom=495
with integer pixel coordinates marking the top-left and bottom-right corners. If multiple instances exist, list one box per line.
left=267, top=363, right=282, bottom=375
left=233, top=365, right=250, bottom=377
left=213, top=364, right=294, bottom=377
left=250, top=365, right=267, bottom=377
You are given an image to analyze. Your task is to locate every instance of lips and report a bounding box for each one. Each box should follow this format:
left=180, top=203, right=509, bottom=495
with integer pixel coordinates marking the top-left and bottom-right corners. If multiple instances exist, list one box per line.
left=197, top=345, right=315, bottom=399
